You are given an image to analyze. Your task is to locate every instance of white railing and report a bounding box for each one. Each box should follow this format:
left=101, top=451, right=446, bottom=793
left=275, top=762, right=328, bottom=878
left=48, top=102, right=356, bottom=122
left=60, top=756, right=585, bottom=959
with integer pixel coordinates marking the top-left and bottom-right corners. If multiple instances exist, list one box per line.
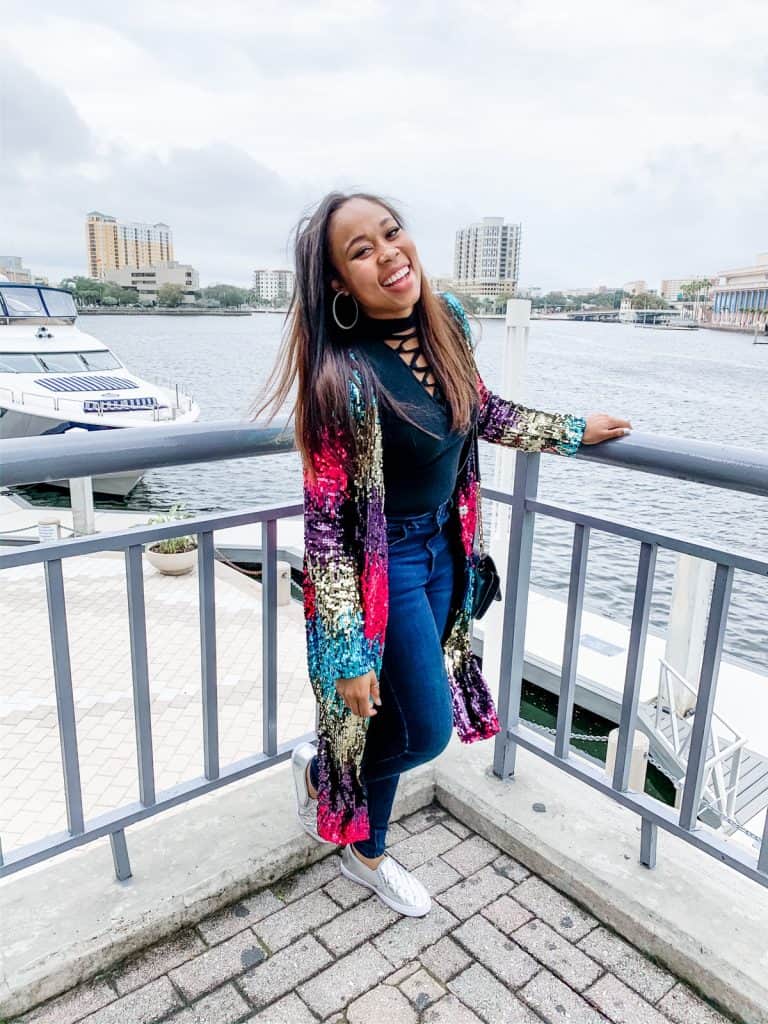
left=653, top=659, right=745, bottom=818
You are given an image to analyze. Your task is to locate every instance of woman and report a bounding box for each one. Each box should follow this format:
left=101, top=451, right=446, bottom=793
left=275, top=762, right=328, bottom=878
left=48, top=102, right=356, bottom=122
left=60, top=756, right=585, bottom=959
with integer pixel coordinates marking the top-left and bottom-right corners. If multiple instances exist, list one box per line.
left=254, top=191, right=631, bottom=917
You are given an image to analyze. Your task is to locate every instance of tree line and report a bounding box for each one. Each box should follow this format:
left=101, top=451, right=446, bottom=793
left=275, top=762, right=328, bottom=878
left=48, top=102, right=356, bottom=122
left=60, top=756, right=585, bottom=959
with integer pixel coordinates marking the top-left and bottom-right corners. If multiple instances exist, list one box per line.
left=57, top=277, right=289, bottom=309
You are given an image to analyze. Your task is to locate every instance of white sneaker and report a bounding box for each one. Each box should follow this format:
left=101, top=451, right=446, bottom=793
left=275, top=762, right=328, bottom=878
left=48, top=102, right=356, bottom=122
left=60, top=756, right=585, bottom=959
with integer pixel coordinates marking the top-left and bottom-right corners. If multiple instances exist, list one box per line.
left=291, top=742, right=334, bottom=845
left=340, top=844, right=432, bottom=917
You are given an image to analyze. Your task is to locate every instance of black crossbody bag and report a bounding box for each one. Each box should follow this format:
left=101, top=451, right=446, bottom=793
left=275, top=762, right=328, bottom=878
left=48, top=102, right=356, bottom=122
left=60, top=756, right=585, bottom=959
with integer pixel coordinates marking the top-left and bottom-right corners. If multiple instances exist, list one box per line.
left=460, top=423, right=503, bottom=619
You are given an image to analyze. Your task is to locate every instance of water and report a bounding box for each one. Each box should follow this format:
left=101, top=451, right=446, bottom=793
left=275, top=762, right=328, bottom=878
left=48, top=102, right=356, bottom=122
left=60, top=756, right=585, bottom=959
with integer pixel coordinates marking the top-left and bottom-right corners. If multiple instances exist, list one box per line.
left=16, top=313, right=768, bottom=673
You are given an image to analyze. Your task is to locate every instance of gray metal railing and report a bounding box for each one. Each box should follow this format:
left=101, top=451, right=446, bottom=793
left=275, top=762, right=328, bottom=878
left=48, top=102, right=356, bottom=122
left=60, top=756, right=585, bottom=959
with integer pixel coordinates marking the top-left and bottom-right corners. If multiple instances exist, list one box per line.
left=1, top=423, right=767, bottom=888
left=488, top=441, right=768, bottom=888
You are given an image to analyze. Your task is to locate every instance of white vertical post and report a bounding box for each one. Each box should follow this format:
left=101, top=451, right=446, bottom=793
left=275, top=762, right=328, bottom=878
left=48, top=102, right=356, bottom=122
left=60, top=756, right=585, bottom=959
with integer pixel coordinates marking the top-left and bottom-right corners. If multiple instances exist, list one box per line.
left=664, top=554, right=716, bottom=714
left=67, top=429, right=96, bottom=536
left=482, top=298, right=531, bottom=693
left=605, top=727, right=649, bottom=792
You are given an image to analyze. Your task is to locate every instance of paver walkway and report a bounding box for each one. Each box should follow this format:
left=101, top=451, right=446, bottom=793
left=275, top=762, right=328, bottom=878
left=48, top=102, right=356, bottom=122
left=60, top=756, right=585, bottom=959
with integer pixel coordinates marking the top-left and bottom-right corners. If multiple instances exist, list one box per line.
left=0, top=550, right=314, bottom=851
left=10, top=803, right=735, bottom=1024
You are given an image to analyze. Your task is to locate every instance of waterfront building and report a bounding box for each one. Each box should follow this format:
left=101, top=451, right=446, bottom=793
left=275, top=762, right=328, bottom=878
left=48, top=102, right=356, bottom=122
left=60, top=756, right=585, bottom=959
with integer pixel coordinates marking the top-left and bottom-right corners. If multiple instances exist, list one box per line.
left=562, top=286, right=612, bottom=297
left=621, top=279, right=648, bottom=296
left=86, top=212, right=174, bottom=280
left=711, top=253, right=768, bottom=329
left=1, top=257, right=31, bottom=284
left=104, top=262, right=199, bottom=305
left=0, top=256, right=47, bottom=285
left=453, top=217, right=521, bottom=299
left=252, top=269, right=295, bottom=304
left=429, top=275, right=456, bottom=293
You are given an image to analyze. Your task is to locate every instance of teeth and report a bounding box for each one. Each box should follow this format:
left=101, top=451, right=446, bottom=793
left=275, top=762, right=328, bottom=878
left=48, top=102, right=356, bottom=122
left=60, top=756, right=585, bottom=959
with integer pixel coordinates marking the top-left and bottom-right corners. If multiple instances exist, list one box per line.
left=383, top=266, right=409, bottom=286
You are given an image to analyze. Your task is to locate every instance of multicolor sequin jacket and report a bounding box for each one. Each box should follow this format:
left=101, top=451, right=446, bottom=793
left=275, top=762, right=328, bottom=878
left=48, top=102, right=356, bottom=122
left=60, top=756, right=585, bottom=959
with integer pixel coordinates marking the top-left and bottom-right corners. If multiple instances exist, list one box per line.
left=302, top=292, right=586, bottom=844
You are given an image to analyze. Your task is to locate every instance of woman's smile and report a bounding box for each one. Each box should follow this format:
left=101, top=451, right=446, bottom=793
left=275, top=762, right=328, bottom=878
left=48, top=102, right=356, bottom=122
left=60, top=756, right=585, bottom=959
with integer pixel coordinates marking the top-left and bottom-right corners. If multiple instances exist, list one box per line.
left=381, top=264, right=413, bottom=291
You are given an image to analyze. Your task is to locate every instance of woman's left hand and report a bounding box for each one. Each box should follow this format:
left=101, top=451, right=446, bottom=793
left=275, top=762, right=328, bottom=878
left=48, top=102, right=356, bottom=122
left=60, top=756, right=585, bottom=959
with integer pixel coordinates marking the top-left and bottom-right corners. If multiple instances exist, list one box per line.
left=582, top=413, right=633, bottom=445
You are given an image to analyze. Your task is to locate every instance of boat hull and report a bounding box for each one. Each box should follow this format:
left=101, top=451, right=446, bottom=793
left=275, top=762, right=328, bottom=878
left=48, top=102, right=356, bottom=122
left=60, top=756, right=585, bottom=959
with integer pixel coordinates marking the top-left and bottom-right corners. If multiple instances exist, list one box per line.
left=0, top=408, right=145, bottom=496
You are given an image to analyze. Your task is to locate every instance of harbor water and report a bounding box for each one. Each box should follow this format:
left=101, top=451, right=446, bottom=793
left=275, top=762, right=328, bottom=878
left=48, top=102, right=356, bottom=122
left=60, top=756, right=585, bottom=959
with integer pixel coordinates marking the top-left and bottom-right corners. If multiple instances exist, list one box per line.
left=14, top=312, right=768, bottom=674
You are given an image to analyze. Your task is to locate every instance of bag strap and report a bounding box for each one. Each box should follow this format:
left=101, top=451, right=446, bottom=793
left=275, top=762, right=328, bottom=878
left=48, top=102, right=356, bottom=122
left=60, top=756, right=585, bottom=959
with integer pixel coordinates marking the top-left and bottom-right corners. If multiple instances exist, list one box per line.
left=473, top=426, right=487, bottom=556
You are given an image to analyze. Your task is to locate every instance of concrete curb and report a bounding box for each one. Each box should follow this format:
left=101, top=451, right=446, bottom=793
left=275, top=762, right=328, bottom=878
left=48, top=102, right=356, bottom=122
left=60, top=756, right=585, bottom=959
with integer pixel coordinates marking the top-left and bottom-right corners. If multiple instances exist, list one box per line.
left=435, top=736, right=768, bottom=1024
left=0, top=762, right=435, bottom=1018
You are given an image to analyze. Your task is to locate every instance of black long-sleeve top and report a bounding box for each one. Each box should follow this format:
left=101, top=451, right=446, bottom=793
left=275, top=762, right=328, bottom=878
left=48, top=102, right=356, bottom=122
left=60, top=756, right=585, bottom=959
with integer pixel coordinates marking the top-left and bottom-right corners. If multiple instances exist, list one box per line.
left=353, top=310, right=472, bottom=515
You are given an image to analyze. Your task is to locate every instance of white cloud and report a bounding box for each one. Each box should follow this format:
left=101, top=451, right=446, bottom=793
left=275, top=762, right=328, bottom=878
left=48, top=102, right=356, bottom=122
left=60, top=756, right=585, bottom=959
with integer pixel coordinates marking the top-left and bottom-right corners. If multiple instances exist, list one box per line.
left=1, top=0, right=766, bottom=288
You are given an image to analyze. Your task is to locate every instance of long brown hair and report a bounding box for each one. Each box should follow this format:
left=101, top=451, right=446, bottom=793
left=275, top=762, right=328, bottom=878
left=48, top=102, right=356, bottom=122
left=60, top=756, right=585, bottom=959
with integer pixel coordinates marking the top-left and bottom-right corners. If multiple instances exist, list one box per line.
left=251, top=191, right=479, bottom=474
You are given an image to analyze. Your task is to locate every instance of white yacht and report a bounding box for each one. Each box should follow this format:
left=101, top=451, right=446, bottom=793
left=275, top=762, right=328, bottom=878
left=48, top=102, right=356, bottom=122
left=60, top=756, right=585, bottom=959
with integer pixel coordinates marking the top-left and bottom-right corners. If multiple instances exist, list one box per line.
left=0, top=279, right=199, bottom=496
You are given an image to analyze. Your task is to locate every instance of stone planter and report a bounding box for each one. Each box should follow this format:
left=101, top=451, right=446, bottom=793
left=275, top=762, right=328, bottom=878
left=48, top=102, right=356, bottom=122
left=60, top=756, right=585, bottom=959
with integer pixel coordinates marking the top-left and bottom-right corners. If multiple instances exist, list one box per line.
left=145, top=544, right=197, bottom=576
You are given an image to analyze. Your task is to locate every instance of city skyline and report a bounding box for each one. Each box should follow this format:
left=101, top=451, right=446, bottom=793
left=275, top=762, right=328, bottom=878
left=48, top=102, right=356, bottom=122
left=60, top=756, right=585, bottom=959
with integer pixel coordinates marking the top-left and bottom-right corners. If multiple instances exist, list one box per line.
left=2, top=1, right=766, bottom=289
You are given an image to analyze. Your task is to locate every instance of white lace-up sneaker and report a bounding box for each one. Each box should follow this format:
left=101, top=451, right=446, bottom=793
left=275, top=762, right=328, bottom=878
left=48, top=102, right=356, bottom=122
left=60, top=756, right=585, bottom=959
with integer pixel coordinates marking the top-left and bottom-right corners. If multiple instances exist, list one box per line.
left=291, top=742, right=334, bottom=845
left=340, top=844, right=432, bottom=917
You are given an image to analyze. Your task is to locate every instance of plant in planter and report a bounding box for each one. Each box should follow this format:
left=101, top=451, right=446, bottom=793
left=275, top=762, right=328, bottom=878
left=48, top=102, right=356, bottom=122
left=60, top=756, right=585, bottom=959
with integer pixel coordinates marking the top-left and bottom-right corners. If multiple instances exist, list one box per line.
left=145, top=504, right=198, bottom=575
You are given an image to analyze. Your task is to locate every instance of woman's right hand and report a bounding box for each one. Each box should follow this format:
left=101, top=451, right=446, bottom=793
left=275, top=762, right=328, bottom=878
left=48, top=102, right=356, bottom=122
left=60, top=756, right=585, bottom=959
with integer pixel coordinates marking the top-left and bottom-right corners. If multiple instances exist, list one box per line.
left=335, top=670, right=381, bottom=717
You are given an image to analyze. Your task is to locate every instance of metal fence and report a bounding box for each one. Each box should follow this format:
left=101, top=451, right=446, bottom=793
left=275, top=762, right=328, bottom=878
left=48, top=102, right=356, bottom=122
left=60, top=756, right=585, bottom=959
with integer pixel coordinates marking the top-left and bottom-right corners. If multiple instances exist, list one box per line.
left=1, top=423, right=767, bottom=888
left=489, top=437, right=768, bottom=888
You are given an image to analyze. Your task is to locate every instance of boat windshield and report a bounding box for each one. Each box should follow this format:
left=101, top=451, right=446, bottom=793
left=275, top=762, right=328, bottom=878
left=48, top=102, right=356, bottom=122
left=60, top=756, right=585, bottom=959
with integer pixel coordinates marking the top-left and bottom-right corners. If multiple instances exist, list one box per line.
left=42, top=289, right=78, bottom=318
left=0, top=350, right=123, bottom=373
left=0, top=285, right=77, bottom=320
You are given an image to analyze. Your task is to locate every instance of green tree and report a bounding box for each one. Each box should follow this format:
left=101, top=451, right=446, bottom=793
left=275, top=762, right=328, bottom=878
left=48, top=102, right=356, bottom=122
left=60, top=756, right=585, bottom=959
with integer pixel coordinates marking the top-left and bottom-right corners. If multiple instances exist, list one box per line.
left=157, top=283, right=185, bottom=307
left=200, top=284, right=250, bottom=307
left=630, top=291, right=669, bottom=310
left=451, top=290, right=482, bottom=314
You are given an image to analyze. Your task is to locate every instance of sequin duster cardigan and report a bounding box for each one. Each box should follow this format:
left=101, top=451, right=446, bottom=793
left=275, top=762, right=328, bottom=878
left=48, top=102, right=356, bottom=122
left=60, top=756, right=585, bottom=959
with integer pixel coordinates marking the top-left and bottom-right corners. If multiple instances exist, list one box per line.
left=302, top=292, right=586, bottom=844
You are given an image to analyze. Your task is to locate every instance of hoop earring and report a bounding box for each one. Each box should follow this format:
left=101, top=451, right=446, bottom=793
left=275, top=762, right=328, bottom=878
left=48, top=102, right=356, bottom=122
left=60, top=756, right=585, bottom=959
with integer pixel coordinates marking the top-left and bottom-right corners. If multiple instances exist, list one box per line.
left=332, top=290, right=359, bottom=330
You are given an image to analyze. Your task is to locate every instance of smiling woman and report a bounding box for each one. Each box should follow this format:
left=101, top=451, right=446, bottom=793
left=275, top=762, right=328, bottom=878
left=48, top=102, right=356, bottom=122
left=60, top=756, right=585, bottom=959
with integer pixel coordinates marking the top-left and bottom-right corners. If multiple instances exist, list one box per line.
left=250, top=190, right=629, bottom=919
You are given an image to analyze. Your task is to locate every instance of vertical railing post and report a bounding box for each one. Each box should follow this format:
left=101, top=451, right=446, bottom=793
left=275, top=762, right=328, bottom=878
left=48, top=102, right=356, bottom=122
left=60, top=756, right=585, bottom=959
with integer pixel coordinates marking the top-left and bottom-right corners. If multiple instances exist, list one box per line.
left=679, top=563, right=734, bottom=830
left=125, top=545, right=156, bottom=806
left=262, top=518, right=278, bottom=758
left=612, top=541, right=657, bottom=792
left=198, top=531, right=219, bottom=780
left=492, top=451, right=540, bottom=779
left=109, top=829, right=132, bottom=881
left=44, top=558, right=85, bottom=835
left=555, top=523, right=590, bottom=759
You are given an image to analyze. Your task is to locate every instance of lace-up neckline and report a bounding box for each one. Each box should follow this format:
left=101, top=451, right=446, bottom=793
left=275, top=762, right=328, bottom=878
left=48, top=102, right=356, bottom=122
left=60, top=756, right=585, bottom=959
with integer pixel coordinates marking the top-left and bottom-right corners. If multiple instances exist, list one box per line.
left=358, top=309, right=446, bottom=406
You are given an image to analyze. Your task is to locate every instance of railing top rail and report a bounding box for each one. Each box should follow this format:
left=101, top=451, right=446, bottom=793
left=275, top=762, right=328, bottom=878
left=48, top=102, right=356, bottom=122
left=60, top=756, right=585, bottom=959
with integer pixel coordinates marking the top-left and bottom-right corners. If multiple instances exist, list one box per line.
left=1, top=421, right=767, bottom=497
left=573, top=430, right=768, bottom=497
left=0, top=421, right=296, bottom=488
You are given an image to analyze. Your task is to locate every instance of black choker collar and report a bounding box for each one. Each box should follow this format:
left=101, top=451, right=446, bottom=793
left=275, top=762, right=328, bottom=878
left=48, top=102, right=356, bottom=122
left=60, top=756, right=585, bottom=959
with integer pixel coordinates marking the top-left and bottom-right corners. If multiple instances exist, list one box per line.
left=357, top=308, right=418, bottom=340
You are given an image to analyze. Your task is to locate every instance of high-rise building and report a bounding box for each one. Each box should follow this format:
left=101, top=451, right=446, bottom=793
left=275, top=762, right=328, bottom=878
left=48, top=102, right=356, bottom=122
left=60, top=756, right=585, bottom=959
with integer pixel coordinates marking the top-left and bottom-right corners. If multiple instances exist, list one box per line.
left=453, top=217, right=521, bottom=298
left=85, top=212, right=174, bottom=280
left=253, top=269, right=295, bottom=304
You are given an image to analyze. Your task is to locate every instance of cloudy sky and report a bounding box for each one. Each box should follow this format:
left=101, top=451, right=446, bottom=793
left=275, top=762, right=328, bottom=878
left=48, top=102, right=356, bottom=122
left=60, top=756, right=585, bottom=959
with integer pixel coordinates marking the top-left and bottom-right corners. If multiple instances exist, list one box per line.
left=1, top=0, right=766, bottom=290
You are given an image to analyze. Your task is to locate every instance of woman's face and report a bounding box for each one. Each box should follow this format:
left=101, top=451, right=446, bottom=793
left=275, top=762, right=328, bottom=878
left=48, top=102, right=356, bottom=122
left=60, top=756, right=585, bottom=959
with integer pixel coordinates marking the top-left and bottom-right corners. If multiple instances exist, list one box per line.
left=328, top=198, right=422, bottom=319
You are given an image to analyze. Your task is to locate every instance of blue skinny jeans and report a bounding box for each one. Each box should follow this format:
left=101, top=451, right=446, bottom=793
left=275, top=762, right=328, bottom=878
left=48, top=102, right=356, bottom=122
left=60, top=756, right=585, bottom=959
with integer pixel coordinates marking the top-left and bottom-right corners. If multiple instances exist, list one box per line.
left=309, top=495, right=464, bottom=858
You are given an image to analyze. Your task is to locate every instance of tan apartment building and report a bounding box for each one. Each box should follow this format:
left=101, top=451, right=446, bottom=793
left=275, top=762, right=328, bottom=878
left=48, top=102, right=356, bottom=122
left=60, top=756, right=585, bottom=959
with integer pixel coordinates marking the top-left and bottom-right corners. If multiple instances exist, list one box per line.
left=86, top=212, right=174, bottom=280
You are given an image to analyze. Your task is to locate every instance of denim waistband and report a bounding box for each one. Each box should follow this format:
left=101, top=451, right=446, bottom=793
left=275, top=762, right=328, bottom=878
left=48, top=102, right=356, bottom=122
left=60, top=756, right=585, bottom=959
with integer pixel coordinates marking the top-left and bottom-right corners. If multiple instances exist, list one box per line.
left=386, top=495, right=454, bottom=529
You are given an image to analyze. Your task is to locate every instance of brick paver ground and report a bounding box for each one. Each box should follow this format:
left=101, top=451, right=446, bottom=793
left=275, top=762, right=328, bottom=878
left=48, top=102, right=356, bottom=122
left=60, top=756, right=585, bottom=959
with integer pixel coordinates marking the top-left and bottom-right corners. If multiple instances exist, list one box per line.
left=9, top=803, right=737, bottom=1024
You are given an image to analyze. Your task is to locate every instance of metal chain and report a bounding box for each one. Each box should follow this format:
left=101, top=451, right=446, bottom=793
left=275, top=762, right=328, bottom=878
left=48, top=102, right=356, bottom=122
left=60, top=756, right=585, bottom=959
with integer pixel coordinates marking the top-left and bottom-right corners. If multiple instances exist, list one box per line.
left=519, top=717, right=610, bottom=743
left=645, top=752, right=763, bottom=844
